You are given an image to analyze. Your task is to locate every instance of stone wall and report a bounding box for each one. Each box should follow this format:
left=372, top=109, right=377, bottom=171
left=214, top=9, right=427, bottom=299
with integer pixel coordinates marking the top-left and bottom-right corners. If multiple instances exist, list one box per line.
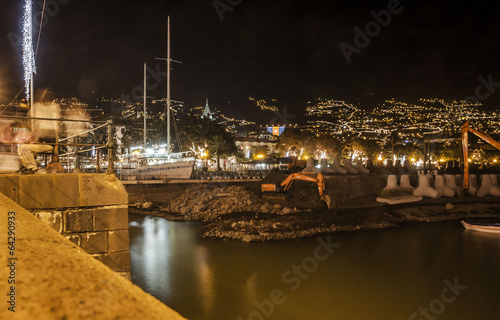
left=33, top=205, right=131, bottom=278
left=0, top=173, right=131, bottom=278
left=0, top=192, right=186, bottom=319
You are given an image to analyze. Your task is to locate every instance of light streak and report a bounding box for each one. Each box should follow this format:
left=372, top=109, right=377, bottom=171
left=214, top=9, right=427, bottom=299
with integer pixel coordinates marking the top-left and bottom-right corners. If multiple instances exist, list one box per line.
left=22, top=0, right=36, bottom=101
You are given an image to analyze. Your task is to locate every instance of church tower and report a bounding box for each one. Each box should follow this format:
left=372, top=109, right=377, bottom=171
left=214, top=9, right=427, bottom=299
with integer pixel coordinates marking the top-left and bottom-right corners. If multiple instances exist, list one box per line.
left=202, top=98, right=213, bottom=120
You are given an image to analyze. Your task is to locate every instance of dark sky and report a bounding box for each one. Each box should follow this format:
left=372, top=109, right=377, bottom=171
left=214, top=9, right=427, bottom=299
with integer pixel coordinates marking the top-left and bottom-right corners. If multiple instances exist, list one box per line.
left=1, top=0, right=500, bottom=118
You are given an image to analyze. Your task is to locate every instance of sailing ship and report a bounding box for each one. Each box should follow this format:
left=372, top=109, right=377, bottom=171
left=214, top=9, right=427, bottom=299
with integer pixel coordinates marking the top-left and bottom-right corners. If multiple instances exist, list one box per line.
left=126, top=17, right=194, bottom=180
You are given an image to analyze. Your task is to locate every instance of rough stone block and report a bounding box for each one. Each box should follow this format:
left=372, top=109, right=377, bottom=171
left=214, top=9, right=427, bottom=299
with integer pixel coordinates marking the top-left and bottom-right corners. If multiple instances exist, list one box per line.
left=108, top=229, right=130, bottom=253
left=19, top=174, right=80, bottom=209
left=91, top=254, right=104, bottom=262
left=0, top=174, right=19, bottom=203
left=81, top=232, right=108, bottom=254
left=80, top=174, right=128, bottom=207
left=64, top=234, right=81, bottom=247
left=64, top=210, right=93, bottom=233
left=101, top=251, right=131, bottom=272
left=93, top=206, right=128, bottom=231
left=34, top=211, right=63, bottom=233
left=117, top=272, right=131, bottom=281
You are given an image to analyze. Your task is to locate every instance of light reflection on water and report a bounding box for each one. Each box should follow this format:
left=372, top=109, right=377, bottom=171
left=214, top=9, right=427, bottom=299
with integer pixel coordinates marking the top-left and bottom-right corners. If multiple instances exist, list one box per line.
left=129, top=214, right=500, bottom=320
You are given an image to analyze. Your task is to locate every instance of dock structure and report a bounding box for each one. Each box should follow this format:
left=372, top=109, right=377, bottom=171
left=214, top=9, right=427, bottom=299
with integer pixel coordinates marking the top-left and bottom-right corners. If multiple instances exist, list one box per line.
left=0, top=173, right=130, bottom=277
left=0, top=187, right=186, bottom=319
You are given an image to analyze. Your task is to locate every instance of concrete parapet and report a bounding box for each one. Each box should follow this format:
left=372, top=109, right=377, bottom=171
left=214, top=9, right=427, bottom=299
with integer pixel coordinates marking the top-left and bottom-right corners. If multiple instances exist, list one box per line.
left=0, top=174, right=18, bottom=202
left=80, top=174, right=128, bottom=207
left=0, top=173, right=127, bottom=209
left=0, top=193, right=186, bottom=319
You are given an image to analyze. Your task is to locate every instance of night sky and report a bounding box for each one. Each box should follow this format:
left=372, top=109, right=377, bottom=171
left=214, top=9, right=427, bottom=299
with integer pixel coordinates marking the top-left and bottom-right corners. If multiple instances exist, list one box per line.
left=1, top=0, right=500, bottom=118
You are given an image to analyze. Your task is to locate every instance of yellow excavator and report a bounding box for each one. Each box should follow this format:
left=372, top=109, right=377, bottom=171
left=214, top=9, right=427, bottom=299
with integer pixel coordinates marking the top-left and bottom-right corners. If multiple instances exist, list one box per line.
left=461, top=121, right=500, bottom=189
left=262, top=172, right=331, bottom=208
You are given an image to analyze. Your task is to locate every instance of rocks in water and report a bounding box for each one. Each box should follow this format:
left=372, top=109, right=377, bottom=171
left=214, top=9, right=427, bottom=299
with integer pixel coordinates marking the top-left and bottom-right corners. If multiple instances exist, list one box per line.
left=242, top=235, right=259, bottom=242
left=164, top=185, right=281, bottom=220
left=282, top=207, right=295, bottom=214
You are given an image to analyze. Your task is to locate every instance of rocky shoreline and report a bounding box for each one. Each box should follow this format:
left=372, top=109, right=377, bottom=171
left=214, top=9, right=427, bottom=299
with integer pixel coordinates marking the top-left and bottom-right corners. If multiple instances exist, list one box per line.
left=129, top=185, right=500, bottom=242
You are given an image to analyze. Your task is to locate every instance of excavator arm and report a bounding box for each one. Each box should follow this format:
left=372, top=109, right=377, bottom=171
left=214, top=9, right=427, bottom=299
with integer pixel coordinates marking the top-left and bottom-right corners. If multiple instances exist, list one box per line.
left=462, top=121, right=500, bottom=189
left=281, top=173, right=324, bottom=195
left=280, top=172, right=330, bottom=208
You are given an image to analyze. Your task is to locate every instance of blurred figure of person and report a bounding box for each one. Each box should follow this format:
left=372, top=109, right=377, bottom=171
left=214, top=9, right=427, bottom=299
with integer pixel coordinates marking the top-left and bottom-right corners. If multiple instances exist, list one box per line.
left=14, top=130, right=53, bottom=174
left=0, top=123, right=22, bottom=172
left=0, top=123, right=14, bottom=152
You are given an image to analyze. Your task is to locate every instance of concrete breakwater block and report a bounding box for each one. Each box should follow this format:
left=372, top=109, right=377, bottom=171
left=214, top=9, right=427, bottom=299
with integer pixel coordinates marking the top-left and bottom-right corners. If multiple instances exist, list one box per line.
left=445, top=174, right=458, bottom=196
left=468, top=174, right=478, bottom=196
left=426, top=173, right=434, bottom=188
left=414, top=174, right=439, bottom=198
left=320, top=158, right=334, bottom=174
left=302, top=158, right=319, bottom=173
left=377, top=195, right=423, bottom=205
left=477, top=174, right=491, bottom=197
left=399, top=175, right=413, bottom=190
left=475, top=174, right=500, bottom=197
left=356, top=159, right=370, bottom=175
left=332, top=158, right=347, bottom=174
left=344, top=159, right=358, bottom=174
left=489, top=174, right=500, bottom=197
left=435, top=175, right=455, bottom=197
left=378, top=174, right=422, bottom=204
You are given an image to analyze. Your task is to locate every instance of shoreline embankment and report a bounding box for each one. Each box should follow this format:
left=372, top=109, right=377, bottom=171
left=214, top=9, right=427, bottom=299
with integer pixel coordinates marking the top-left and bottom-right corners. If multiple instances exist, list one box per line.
left=126, top=174, right=500, bottom=242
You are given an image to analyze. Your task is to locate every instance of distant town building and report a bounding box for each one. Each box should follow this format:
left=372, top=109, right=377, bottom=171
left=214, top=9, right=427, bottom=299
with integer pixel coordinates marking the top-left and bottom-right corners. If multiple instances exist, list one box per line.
left=201, top=98, right=214, bottom=120
left=235, top=130, right=278, bottom=158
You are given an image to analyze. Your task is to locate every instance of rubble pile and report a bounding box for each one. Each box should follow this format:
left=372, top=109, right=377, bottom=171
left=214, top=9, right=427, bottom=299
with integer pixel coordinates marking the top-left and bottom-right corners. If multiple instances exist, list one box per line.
left=159, top=185, right=289, bottom=220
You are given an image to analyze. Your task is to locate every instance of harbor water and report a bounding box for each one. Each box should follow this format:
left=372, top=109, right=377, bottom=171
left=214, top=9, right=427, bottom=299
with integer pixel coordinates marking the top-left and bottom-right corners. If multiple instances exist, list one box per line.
left=129, top=214, right=500, bottom=320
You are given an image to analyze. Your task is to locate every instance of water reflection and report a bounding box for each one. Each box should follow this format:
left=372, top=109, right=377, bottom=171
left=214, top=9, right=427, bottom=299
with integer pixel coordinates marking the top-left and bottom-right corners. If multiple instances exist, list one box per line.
left=130, top=214, right=500, bottom=320
left=195, top=246, right=215, bottom=315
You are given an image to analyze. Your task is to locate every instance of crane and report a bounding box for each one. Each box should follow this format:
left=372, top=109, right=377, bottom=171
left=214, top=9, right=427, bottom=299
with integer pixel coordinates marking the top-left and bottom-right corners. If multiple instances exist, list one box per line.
left=461, top=121, right=500, bottom=189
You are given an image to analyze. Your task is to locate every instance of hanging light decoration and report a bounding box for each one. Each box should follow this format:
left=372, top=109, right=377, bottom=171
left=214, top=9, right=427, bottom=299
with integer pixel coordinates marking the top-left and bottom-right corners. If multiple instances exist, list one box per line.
left=22, top=0, right=36, bottom=102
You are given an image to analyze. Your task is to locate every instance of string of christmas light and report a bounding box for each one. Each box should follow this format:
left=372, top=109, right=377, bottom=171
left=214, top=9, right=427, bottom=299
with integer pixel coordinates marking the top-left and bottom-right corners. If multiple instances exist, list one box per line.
left=22, top=0, right=36, bottom=102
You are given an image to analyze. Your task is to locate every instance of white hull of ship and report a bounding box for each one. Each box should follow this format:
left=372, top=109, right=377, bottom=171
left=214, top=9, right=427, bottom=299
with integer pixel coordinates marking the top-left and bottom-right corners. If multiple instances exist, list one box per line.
left=129, top=160, right=194, bottom=180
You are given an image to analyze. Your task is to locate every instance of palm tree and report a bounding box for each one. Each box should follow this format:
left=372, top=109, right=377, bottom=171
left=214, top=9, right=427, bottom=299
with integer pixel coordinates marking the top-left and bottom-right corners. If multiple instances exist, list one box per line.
left=210, top=134, right=225, bottom=171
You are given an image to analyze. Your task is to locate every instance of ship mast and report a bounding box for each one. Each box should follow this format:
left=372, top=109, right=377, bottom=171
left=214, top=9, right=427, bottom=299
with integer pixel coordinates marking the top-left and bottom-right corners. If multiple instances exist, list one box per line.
left=155, top=16, right=181, bottom=156
left=143, top=62, right=147, bottom=146
left=166, top=16, right=171, bottom=156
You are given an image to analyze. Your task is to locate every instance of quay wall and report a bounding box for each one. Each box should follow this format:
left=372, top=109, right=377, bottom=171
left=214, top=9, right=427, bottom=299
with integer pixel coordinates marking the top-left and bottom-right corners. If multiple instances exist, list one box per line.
left=0, top=192, right=186, bottom=319
left=0, top=173, right=131, bottom=278
left=125, top=174, right=394, bottom=208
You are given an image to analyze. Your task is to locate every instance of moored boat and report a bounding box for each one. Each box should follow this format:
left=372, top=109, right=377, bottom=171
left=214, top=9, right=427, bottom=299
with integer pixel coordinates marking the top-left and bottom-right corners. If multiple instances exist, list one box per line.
left=461, top=220, right=500, bottom=234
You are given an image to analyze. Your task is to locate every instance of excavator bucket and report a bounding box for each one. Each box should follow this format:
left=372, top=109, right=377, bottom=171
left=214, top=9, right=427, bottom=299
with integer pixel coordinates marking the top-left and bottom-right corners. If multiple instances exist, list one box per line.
left=322, top=195, right=332, bottom=209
